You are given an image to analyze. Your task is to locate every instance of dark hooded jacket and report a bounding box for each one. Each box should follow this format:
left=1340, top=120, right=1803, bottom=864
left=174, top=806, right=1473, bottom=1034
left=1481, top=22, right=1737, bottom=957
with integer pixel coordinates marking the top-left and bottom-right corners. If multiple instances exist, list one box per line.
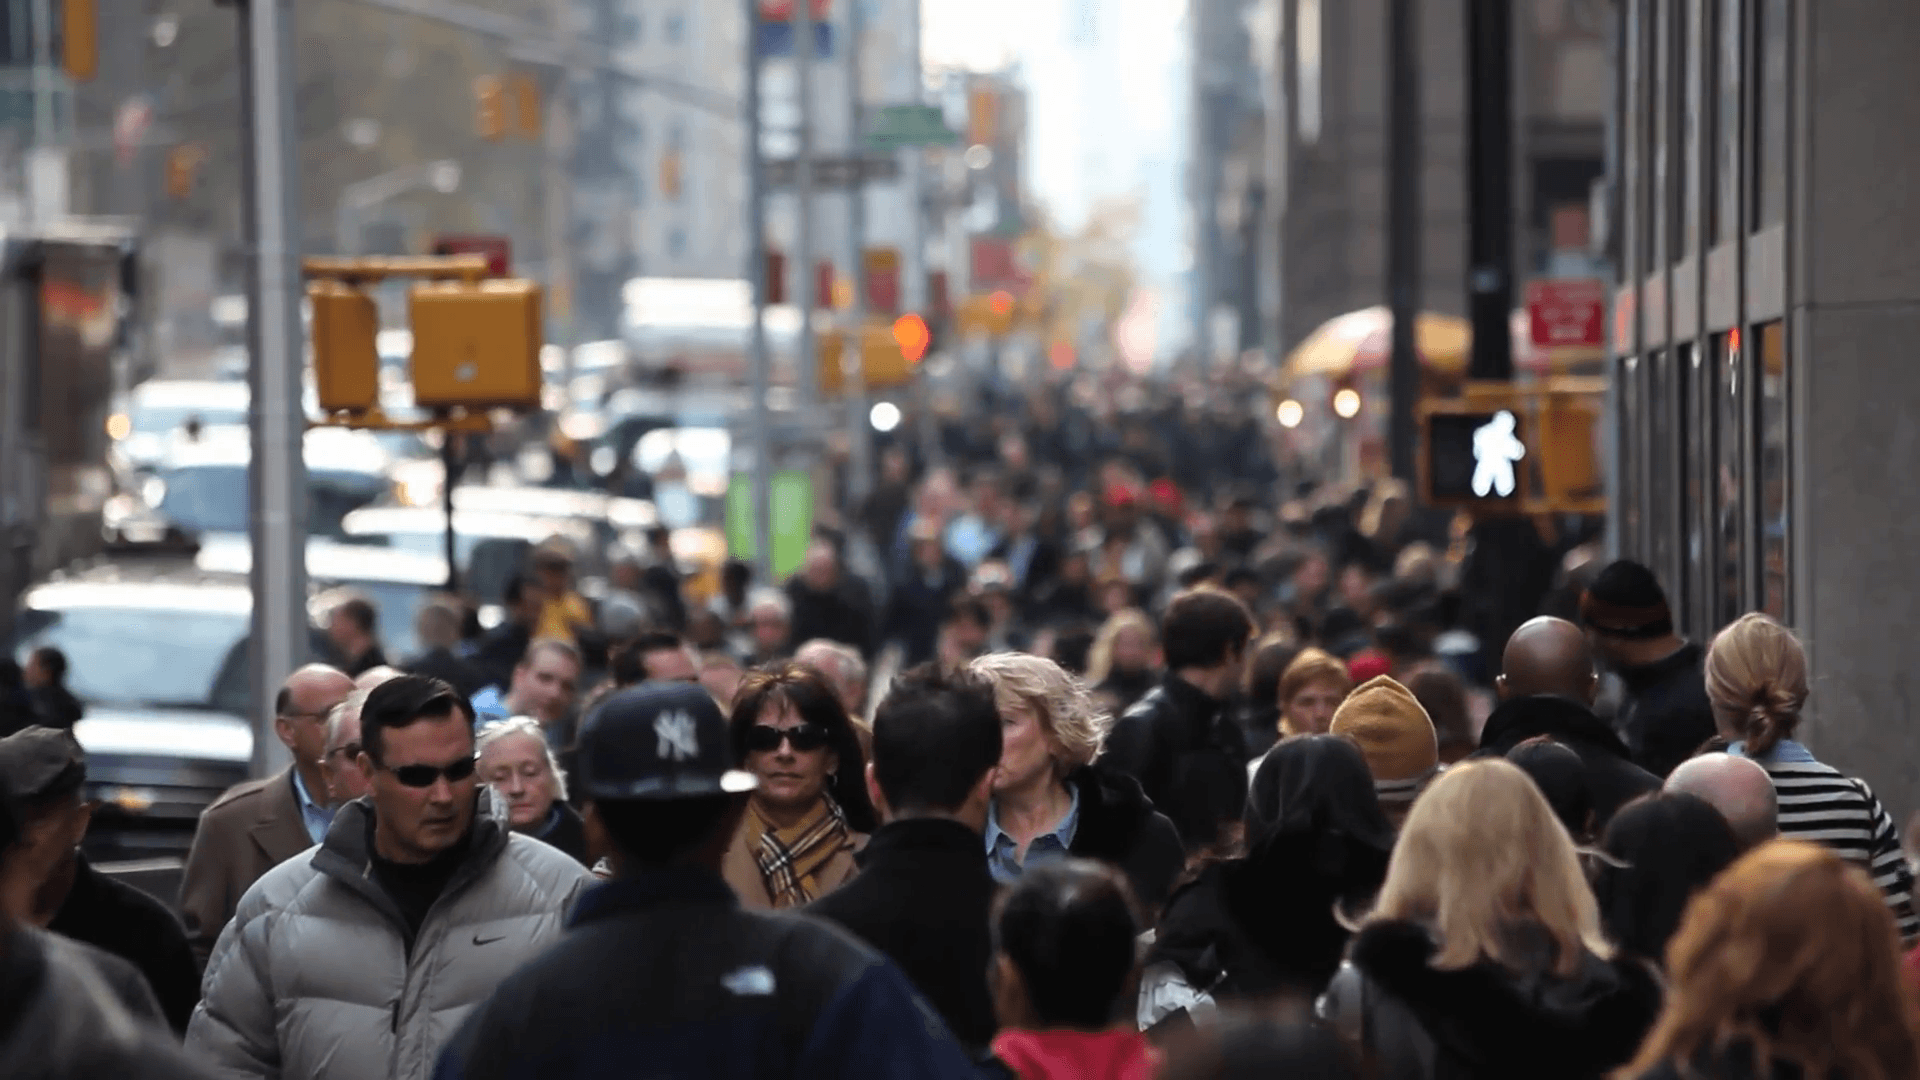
left=1320, top=920, right=1662, bottom=1080
left=1065, top=764, right=1187, bottom=914
left=1476, top=695, right=1661, bottom=832
left=1614, top=642, right=1717, bottom=779
left=0, top=926, right=214, bottom=1080
left=1147, top=736, right=1393, bottom=1019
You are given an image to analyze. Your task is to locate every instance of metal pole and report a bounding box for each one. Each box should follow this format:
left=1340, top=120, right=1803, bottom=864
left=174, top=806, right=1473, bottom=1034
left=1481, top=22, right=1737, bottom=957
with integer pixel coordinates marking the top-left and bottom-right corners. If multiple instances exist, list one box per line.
left=542, top=5, right=578, bottom=389
left=843, top=0, right=872, bottom=507
left=794, top=0, right=818, bottom=407
left=1467, top=0, right=1514, bottom=381
left=238, top=0, right=309, bottom=778
left=745, top=0, right=775, bottom=582
left=442, top=436, right=460, bottom=592
left=1385, top=0, right=1422, bottom=483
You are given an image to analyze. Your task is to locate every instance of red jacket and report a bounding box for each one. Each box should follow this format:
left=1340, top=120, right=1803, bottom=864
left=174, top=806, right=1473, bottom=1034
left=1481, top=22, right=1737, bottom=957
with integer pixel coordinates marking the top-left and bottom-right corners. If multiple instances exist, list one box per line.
left=992, top=1029, right=1158, bottom=1080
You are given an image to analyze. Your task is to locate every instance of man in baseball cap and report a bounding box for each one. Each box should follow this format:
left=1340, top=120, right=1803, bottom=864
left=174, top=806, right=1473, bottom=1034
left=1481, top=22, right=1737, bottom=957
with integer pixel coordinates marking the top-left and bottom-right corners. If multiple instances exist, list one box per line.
left=436, top=682, right=987, bottom=1080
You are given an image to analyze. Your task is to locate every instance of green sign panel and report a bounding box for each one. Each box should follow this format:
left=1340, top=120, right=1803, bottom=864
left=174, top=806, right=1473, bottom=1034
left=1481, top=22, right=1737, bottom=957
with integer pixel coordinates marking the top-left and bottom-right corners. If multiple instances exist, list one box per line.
left=726, top=470, right=814, bottom=578
left=864, top=104, right=957, bottom=149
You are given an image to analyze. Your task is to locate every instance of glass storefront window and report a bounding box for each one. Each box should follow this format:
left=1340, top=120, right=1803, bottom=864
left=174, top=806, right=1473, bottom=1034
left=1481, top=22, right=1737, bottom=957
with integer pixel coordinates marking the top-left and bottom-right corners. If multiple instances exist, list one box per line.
left=1714, top=332, right=1746, bottom=627
left=1756, top=0, right=1787, bottom=228
left=1649, top=350, right=1677, bottom=591
left=1682, top=343, right=1710, bottom=633
left=1758, top=322, right=1788, bottom=619
left=1712, top=0, right=1740, bottom=244
left=1681, top=0, right=1700, bottom=254
left=1620, top=354, right=1644, bottom=556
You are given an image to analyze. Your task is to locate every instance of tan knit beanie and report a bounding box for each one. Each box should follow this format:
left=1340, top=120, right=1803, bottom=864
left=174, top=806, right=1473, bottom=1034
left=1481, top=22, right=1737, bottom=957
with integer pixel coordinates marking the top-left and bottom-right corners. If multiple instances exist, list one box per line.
left=1329, top=674, right=1439, bottom=783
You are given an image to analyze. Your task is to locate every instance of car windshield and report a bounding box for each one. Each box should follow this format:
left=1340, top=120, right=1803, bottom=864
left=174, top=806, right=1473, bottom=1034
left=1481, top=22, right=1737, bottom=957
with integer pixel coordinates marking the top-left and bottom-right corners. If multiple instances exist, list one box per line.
left=132, top=402, right=248, bottom=435
left=160, top=464, right=388, bottom=538
left=15, top=606, right=251, bottom=714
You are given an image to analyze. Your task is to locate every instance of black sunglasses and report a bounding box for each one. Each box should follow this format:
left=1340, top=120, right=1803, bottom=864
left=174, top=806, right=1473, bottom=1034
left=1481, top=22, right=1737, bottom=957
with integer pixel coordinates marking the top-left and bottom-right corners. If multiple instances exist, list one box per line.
left=381, top=756, right=479, bottom=789
left=745, top=723, right=831, bottom=754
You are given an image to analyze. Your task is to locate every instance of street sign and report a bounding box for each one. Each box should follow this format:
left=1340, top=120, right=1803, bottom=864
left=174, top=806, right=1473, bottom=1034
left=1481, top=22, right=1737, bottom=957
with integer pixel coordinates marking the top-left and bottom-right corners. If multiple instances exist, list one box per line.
left=862, top=247, right=900, bottom=314
left=864, top=104, right=957, bottom=149
left=764, top=156, right=900, bottom=188
left=1526, top=278, right=1607, bottom=348
left=433, top=235, right=511, bottom=278
left=727, top=469, right=813, bottom=578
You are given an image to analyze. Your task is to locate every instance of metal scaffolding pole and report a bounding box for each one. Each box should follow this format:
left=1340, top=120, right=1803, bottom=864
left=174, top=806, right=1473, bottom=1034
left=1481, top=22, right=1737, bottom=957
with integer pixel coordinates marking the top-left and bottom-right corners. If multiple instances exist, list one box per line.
left=745, top=0, right=774, bottom=582
left=237, top=0, right=309, bottom=777
left=843, top=0, right=872, bottom=506
left=793, top=0, right=818, bottom=409
left=1386, top=0, right=1422, bottom=483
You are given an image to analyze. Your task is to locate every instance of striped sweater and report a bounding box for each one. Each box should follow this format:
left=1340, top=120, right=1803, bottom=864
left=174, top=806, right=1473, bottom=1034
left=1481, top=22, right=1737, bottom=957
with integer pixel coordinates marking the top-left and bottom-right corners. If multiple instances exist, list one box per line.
left=1738, top=740, right=1920, bottom=943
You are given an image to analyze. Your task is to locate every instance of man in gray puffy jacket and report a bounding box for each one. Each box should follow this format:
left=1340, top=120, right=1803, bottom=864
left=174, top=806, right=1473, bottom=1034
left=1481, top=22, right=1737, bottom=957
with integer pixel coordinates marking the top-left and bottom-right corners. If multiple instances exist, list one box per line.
left=187, top=675, right=592, bottom=1080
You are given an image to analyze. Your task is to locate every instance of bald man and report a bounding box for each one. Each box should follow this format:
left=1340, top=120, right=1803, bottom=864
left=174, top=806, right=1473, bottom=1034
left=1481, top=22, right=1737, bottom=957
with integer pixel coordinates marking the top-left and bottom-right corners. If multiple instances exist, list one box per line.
left=1666, top=753, right=1778, bottom=850
left=178, top=663, right=355, bottom=964
left=1476, top=617, right=1659, bottom=830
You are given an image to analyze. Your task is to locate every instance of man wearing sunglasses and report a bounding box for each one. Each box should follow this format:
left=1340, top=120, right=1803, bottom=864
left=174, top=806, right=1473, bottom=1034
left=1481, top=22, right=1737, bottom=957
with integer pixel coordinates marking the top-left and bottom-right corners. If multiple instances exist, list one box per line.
left=188, top=675, right=593, bottom=1080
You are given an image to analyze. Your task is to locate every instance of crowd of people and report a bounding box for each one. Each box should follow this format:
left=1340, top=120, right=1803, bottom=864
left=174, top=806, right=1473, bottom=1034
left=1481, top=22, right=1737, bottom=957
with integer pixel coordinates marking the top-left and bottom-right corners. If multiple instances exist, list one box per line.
left=5, top=375, right=1920, bottom=1077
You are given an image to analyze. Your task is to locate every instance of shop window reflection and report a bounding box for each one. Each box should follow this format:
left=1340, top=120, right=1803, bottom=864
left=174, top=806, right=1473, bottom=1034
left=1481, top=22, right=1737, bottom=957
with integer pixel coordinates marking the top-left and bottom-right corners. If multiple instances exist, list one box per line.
left=1758, top=322, right=1788, bottom=619
left=1715, top=332, right=1745, bottom=627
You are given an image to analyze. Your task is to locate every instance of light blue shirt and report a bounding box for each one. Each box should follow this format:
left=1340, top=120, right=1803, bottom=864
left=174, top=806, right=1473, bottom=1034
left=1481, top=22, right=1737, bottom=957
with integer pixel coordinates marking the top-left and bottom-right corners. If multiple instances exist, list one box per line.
left=985, top=785, right=1081, bottom=886
left=1728, top=738, right=1817, bottom=764
left=471, top=685, right=509, bottom=729
left=291, top=768, right=334, bottom=846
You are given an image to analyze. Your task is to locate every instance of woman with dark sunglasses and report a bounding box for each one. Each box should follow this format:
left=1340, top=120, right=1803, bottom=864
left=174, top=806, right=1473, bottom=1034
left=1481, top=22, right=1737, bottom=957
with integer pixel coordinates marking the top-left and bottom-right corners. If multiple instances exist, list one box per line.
left=721, top=664, right=878, bottom=909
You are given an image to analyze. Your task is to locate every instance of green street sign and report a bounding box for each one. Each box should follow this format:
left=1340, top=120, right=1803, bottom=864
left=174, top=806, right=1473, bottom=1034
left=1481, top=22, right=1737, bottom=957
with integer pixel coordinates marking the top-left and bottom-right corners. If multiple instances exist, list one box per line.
left=864, top=104, right=957, bottom=149
left=726, top=470, right=814, bottom=578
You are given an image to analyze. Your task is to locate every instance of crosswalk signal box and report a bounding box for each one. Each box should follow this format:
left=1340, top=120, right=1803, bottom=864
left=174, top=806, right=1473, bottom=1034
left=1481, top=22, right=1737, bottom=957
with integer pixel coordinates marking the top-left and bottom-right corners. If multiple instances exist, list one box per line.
left=409, top=279, right=544, bottom=409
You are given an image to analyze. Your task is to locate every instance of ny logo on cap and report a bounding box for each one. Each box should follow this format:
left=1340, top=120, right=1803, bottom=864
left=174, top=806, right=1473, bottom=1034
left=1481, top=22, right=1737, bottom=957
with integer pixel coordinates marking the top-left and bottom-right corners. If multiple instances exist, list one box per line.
left=654, top=710, right=699, bottom=761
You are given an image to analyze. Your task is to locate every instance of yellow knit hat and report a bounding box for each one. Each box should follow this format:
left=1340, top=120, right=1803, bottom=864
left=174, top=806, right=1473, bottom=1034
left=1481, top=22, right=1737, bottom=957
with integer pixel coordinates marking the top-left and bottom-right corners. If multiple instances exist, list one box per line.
left=1329, top=674, right=1438, bottom=783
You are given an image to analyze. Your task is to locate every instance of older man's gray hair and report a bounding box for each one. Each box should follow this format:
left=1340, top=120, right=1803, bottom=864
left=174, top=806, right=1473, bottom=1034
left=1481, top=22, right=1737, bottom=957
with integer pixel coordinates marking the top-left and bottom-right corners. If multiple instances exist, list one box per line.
left=1665, top=752, right=1778, bottom=851
left=794, top=639, right=868, bottom=715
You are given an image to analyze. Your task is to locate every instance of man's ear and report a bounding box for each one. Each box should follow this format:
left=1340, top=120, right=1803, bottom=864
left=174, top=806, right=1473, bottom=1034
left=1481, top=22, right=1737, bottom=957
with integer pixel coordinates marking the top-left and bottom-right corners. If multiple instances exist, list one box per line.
left=1495, top=674, right=1511, bottom=701
left=865, top=762, right=889, bottom=822
left=1582, top=670, right=1599, bottom=706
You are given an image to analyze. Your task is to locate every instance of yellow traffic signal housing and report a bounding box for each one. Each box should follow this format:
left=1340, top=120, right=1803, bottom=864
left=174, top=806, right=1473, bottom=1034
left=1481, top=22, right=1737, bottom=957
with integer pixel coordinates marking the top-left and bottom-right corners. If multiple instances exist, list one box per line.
left=1530, top=378, right=1606, bottom=513
left=510, top=75, right=542, bottom=138
left=818, top=322, right=918, bottom=395
left=308, top=280, right=381, bottom=412
left=956, top=293, right=1015, bottom=340
left=62, top=0, right=96, bottom=81
left=1417, top=378, right=1607, bottom=515
left=409, top=279, right=544, bottom=409
left=475, top=76, right=507, bottom=141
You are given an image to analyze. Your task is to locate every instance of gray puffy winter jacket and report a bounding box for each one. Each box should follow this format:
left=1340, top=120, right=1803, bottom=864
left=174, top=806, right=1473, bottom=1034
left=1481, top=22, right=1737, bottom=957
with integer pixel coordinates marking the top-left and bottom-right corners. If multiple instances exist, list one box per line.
left=185, top=800, right=592, bottom=1080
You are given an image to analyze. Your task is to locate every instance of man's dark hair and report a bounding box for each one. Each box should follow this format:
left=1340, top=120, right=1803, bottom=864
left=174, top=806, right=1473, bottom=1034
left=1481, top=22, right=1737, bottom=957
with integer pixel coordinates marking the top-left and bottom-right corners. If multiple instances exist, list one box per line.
left=944, top=597, right=992, bottom=631
left=361, top=674, right=471, bottom=766
left=1161, top=587, right=1255, bottom=671
left=994, top=860, right=1140, bottom=1029
left=1177, top=561, right=1222, bottom=590
left=27, top=646, right=66, bottom=685
left=1507, top=737, right=1592, bottom=840
left=721, top=559, right=753, bottom=593
left=335, top=597, right=378, bottom=635
left=503, top=573, right=536, bottom=608
left=1245, top=635, right=1303, bottom=707
left=870, top=663, right=1002, bottom=815
left=593, top=794, right=741, bottom=868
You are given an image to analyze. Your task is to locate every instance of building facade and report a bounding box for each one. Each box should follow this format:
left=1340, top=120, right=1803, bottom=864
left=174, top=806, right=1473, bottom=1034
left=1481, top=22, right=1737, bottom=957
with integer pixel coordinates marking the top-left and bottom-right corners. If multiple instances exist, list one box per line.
left=1607, top=0, right=1920, bottom=811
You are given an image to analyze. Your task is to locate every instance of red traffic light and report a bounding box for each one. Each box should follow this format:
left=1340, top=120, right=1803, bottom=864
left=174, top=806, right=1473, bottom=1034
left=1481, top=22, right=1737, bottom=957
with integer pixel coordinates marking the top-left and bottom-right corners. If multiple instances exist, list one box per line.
left=892, top=314, right=931, bottom=364
left=987, top=290, right=1015, bottom=317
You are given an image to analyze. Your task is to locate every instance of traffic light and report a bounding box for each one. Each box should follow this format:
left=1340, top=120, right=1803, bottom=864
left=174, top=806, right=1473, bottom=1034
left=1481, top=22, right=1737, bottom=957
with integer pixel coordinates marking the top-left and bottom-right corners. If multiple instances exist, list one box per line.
left=164, top=143, right=207, bottom=199
left=409, top=279, right=544, bottom=409
left=1416, top=378, right=1605, bottom=513
left=510, top=74, right=541, bottom=138
left=308, top=280, right=380, bottom=412
left=892, top=314, right=929, bottom=364
left=61, top=0, right=95, bottom=81
left=818, top=321, right=919, bottom=394
left=474, top=76, right=507, bottom=141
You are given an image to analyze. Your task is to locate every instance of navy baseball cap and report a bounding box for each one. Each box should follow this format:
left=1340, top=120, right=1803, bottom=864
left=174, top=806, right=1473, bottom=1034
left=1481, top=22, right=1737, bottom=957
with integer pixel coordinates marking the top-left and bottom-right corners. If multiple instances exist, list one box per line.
left=575, top=682, right=758, bottom=801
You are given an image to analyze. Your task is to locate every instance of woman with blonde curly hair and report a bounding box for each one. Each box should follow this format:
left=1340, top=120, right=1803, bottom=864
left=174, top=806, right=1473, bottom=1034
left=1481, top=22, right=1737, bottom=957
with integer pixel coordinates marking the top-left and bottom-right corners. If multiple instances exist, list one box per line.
left=1705, top=612, right=1919, bottom=943
left=969, top=652, right=1185, bottom=912
left=1318, top=759, right=1661, bottom=1077
left=1624, top=840, right=1920, bottom=1080
left=1084, top=608, right=1161, bottom=716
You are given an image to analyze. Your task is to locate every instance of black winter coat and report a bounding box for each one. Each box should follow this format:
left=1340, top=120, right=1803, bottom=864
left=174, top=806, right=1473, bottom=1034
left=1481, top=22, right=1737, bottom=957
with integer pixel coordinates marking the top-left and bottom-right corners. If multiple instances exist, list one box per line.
left=1615, top=642, right=1718, bottom=779
left=805, top=819, right=997, bottom=1053
left=531, top=803, right=593, bottom=867
left=407, top=647, right=490, bottom=702
left=47, top=854, right=200, bottom=1034
left=1100, top=676, right=1248, bottom=854
left=1065, top=765, right=1187, bottom=913
left=0, top=927, right=214, bottom=1080
left=1475, top=695, right=1662, bottom=832
left=1149, top=831, right=1388, bottom=1007
left=885, top=558, right=967, bottom=667
left=786, top=577, right=878, bottom=660
left=1320, top=920, right=1662, bottom=1080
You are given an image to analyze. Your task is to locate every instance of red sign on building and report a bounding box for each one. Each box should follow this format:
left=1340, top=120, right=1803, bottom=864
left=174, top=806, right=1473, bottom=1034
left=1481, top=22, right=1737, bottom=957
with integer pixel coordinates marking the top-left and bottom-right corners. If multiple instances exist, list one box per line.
left=1526, top=278, right=1607, bottom=348
left=433, top=235, right=511, bottom=278
left=862, top=248, right=900, bottom=315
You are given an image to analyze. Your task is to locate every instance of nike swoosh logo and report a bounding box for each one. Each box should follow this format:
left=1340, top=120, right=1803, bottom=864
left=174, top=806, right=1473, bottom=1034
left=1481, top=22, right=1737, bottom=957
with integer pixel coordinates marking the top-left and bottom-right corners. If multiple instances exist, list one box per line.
left=473, top=933, right=507, bottom=946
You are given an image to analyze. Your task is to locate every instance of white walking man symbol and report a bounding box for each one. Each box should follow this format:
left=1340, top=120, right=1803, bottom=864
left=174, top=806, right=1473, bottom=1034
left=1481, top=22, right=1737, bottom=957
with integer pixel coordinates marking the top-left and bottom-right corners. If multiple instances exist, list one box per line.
left=1471, top=410, right=1525, bottom=498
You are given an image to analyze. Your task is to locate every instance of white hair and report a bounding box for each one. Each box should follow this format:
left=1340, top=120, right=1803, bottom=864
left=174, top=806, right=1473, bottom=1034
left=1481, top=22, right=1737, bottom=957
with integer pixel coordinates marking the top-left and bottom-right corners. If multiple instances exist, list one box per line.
left=747, top=587, right=792, bottom=621
left=325, top=691, right=367, bottom=754
left=476, top=716, right=569, bottom=801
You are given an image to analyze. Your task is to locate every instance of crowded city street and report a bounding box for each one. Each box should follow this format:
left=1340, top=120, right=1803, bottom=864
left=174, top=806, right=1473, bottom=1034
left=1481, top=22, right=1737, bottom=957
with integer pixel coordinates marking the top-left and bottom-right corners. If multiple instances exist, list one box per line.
left=6, top=0, right=1920, bottom=1077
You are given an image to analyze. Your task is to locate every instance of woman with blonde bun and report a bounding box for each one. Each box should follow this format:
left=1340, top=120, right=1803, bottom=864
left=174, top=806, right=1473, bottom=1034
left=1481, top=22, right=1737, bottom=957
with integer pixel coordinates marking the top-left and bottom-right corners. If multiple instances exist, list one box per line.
left=1704, top=612, right=1918, bottom=943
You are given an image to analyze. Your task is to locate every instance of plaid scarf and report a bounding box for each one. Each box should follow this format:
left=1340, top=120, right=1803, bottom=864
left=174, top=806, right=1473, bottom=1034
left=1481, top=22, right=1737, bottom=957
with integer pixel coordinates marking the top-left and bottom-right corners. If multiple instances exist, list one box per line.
left=749, top=796, right=852, bottom=909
